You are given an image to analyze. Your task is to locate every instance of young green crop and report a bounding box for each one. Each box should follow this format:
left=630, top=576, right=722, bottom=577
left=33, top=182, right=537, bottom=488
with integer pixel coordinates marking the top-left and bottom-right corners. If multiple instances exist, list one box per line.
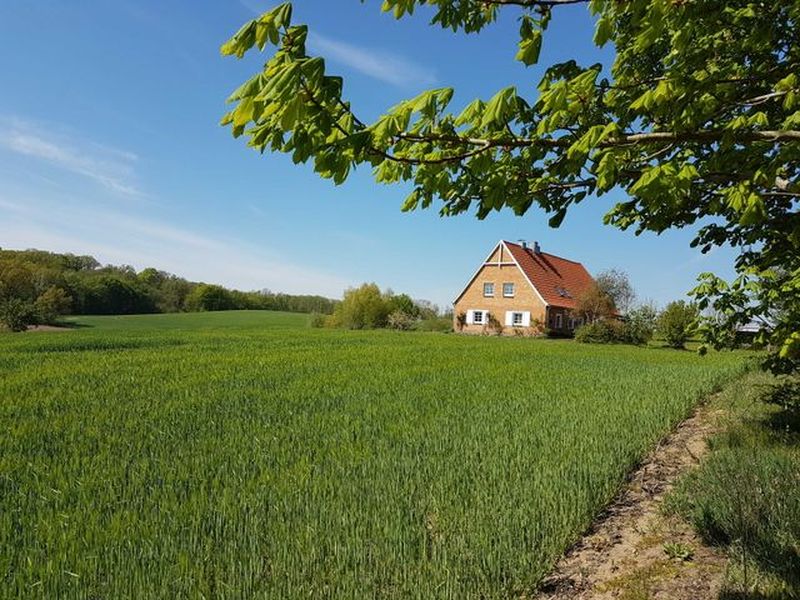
left=0, top=311, right=749, bottom=598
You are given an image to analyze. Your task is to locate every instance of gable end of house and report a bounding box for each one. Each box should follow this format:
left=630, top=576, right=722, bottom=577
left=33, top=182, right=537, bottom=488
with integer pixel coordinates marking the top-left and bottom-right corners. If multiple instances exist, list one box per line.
left=452, top=240, right=545, bottom=306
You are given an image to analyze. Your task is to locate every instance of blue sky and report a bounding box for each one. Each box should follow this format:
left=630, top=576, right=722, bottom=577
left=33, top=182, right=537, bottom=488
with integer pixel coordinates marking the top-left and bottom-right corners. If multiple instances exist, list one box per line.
left=0, top=1, right=735, bottom=308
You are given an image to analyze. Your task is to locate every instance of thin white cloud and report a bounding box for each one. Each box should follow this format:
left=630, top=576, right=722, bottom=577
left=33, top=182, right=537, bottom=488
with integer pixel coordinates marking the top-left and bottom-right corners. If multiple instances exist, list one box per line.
left=236, top=2, right=435, bottom=88
left=0, top=118, right=142, bottom=197
left=0, top=196, right=349, bottom=297
left=238, top=0, right=270, bottom=16
left=309, top=32, right=437, bottom=88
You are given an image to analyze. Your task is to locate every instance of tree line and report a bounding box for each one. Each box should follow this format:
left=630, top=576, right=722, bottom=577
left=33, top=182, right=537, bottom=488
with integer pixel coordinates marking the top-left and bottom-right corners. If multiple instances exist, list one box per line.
left=0, top=248, right=337, bottom=331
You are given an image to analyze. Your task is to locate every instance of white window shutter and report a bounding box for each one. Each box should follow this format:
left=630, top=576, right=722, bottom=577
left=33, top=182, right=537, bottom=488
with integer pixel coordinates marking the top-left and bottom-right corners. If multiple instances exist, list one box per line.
left=466, top=309, right=474, bottom=325
left=522, top=311, right=531, bottom=327
left=505, top=311, right=514, bottom=326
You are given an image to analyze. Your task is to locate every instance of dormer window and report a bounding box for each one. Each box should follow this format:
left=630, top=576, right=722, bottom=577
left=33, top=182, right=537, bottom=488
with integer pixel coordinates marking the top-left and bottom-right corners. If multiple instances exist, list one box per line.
left=555, top=286, right=573, bottom=299
left=483, top=282, right=494, bottom=297
left=503, top=282, right=515, bottom=297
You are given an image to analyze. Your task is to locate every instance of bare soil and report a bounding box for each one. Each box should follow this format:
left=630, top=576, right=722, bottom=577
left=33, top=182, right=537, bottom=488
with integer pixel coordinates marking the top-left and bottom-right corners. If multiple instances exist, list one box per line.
left=535, top=402, right=728, bottom=600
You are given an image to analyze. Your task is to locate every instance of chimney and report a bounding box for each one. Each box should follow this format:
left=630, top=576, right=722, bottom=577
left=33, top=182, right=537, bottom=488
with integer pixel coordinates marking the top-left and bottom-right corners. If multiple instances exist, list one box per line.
left=518, top=239, right=528, bottom=249
left=533, top=241, right=541, bottom=254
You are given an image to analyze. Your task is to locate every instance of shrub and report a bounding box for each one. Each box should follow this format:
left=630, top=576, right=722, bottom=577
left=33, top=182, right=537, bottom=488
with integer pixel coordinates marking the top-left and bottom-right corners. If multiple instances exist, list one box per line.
left=331, top=283, right=391, bottom=329
left=309, top=312, right=327, bottom=328
left=325, top=284, right=444, bottom=332
left=34, top=286, right=72, bottom=324
left=575, top=319, right=628, bottom=344
left=576, top=318, right=655, bottom=346
left=414, top=316, right=452, bottom=333
left=658, top=301, right=698, bottom=349
left=455, top=312, right=467, bottom=332
left=625, top=304, right=659, bottom=345
left=0, top=298, right=37, bottom=332
left=530, top=318, right=546, bottom=336
left=387, top=310, right=416, bottom=331
left=386, top=293, right=420, bottom=319
left=485, top=314, right=503, bottom=336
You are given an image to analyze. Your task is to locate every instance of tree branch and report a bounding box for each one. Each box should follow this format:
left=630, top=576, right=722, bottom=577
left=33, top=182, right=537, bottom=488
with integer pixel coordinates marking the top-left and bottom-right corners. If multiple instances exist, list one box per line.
left=397, top=129, right=800, bottom=153
left=481, top=0, right=588, bottom=5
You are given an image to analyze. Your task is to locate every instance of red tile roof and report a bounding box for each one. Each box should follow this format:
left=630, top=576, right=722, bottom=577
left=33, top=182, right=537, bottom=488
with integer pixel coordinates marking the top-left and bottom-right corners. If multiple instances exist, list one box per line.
left=504, top=241, right=596, bottom=309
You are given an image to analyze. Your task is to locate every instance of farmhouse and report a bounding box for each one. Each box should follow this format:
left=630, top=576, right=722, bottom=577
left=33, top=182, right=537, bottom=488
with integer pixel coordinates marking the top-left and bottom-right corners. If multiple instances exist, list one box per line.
left=453, top=240, right=597, bottom=335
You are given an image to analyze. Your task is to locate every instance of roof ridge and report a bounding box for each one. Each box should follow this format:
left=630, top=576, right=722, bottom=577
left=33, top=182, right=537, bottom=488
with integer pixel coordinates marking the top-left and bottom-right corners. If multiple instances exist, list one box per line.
left=503, top=240, right=585, bottom=266
left=538, top=251, right=584, bottom=266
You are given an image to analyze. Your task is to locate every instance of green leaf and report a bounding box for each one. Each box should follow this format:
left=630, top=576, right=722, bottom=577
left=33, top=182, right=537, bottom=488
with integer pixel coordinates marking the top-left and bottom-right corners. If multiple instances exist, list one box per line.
left=548, top=208, right=567, bottom=228
left=226, top=73, right=263, bottom=104
left=739, top=192, right=766, bottom=225
left=480, top=86, right=517, bottom=128
left=233, top=97, right=256, bottom=128
left=401, top=188, right=421, bottom=212
left=280, top=96, right=305, bottom=130
left=516, top=30, right=542, bottom=66
left=271, top=2, right=292, bottom=29
left=595, top=151, right=617, bottom=191
left=221, top=21, right=256, bottom=58
left=455, top=99, right=485, bottom=127
left=594, top=16, right=613, bottom=46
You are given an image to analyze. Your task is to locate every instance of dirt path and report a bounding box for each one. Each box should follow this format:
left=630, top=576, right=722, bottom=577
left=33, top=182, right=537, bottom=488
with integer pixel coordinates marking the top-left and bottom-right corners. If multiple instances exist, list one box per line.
left=535, top=402, right=728, bottom=600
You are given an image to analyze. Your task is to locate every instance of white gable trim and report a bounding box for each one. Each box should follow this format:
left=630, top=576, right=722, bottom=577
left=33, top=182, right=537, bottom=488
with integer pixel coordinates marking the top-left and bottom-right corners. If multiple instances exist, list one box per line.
left=452, top=241, right=504, bottom=305
left=500, top=241, right=550, bottom=308
left=452, top=240, right=551, bottom=308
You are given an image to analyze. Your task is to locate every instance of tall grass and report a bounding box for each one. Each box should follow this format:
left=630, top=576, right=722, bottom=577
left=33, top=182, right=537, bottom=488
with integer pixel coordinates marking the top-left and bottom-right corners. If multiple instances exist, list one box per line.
left=0, top=312, right=748, bottom=598
left=667, top=371, right=800, bottom=598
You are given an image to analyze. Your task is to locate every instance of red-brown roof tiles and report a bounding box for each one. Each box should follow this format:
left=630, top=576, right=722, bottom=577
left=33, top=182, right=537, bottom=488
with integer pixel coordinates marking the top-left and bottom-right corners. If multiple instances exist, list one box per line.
left=504, top=241, right=595, bottom=309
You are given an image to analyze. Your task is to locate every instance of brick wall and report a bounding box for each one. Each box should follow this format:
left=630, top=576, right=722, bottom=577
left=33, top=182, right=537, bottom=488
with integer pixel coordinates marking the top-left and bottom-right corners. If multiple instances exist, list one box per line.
left=453, top=262, right=547, bottom=335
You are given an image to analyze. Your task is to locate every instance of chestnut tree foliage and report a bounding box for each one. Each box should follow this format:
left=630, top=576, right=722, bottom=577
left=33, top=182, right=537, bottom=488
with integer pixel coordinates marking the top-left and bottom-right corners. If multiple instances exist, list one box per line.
left=221, top=1, right=800, bottom=372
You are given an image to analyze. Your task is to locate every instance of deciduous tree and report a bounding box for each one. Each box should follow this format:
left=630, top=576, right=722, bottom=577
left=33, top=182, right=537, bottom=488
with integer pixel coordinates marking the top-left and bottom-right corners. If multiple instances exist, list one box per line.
left=658, top=300, right=698, bottom=349
left=221, top=1, right=800, bottom=372
left=332, top=283, right=391, bottom=329
left=34, top=286, right=72, bottom=325
left=575, top=281, right=614, bottom=324
left=595, top=269, right=635, bottom=315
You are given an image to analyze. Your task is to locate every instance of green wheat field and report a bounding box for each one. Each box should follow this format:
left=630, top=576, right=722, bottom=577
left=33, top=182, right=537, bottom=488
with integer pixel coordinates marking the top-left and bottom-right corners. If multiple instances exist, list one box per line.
left=0, top=311, right=749, bottom=598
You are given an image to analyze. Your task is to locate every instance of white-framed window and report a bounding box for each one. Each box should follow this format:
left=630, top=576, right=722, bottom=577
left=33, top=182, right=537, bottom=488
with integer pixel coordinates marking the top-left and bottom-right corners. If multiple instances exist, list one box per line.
left=483, top=282, right=494, bottom=297
left=505, top=311, right=530, bottom=327
left=555, top=313, right=563, bottom=329
left=473, top=310, right=485, bottom=324
left=503, top=282, right=515, bottom=297
left=568, top=317, right=575, bottom=330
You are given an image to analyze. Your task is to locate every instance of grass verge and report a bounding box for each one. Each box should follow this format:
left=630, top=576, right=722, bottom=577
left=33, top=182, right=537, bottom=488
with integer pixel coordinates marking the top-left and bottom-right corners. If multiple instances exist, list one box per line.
left=666, top=371, right=800, bottom=599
